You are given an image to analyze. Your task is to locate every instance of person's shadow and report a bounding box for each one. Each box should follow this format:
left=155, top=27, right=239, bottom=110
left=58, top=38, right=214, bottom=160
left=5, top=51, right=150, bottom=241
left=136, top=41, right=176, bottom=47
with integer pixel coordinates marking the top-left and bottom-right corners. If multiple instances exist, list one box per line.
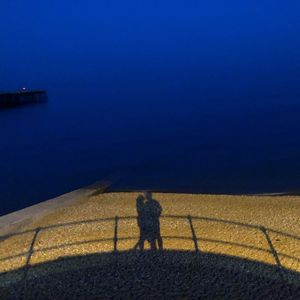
left=134, top=192, right=163, bottom=251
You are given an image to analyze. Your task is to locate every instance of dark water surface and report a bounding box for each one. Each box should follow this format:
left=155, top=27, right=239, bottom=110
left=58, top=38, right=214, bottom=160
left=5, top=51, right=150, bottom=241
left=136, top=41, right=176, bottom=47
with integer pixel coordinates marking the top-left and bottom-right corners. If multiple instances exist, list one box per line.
left=1, top=80, right=300, bottom=215
left=1, top=1, right=300, bottom=215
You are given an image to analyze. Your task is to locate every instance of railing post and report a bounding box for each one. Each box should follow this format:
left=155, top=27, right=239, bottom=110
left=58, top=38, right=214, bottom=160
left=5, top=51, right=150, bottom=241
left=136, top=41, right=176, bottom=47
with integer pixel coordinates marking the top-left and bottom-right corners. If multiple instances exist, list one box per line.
left=19, top=227, right=41, bottom=298
left=25, top=227, right=41, bottom=268
left=260, top=226, right=282, bottom=269
left=188, top=215, right=199, bottom=252
left=114, top=216, right=119, bottom=252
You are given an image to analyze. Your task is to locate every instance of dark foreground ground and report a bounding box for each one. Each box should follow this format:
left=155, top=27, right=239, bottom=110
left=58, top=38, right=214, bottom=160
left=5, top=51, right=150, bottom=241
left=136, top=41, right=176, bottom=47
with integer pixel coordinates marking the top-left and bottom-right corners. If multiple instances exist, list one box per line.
left=1, top=251, right=299, bottom=299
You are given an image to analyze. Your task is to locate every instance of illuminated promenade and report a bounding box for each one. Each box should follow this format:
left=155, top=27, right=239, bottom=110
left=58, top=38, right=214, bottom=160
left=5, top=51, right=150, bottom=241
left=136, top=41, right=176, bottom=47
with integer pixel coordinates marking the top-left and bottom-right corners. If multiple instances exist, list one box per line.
left=0, top=190, right=299, bottom=298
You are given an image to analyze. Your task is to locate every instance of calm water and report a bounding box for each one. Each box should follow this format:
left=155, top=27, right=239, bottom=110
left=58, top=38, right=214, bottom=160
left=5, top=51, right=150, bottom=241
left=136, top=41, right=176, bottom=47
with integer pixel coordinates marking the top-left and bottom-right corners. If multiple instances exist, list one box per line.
left=1, top=78, right=300, bottom=215
left=1, top=1, right=300, bottom=215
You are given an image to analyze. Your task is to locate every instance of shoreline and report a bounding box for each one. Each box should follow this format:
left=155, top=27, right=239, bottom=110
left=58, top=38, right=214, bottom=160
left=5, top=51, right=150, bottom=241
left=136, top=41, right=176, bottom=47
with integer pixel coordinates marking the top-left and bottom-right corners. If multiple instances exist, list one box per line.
left=1, top=183, right=300, bottom=236
left=0, top=182, right=110, bottom=237
left=2, top=180, right=300, bottom=217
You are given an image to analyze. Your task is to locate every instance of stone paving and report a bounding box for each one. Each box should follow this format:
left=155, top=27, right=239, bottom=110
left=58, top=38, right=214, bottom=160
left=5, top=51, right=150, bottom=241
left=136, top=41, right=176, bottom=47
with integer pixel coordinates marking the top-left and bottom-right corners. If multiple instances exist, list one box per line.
left=0, top=192, right=299, bottom=298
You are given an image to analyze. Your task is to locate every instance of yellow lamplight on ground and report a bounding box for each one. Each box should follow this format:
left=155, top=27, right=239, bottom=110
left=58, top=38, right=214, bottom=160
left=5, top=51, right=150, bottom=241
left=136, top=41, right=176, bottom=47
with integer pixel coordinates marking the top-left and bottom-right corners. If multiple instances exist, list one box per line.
left=0, top=192, right=299, bottom=288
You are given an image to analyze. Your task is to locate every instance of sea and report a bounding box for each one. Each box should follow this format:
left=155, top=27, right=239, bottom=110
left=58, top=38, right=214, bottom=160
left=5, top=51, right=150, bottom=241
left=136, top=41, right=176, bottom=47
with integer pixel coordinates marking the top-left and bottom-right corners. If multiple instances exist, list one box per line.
left=1, top=78, right=300, bottom=215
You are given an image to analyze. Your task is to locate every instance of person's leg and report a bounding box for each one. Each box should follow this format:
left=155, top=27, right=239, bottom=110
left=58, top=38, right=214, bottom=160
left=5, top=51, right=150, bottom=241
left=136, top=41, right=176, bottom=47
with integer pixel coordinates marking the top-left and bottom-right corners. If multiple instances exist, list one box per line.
left=139, top=233, right=145, bottom=251
left=133, top=241, right=139, bottom=250
left=153, top=226, right=163, bottom=250
left=141, top=240, right=145, bottom=251
left=149, top=238, right=156, bottom=251
left=157, top=235, right=163, bottom=250
left=134, top=229, right=142, bottom=250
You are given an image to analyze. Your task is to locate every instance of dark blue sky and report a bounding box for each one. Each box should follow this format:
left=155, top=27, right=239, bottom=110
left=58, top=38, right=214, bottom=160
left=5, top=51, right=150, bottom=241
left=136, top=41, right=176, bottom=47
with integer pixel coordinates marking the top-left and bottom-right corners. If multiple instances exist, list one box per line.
left=1, top=1, right=299, bottom=92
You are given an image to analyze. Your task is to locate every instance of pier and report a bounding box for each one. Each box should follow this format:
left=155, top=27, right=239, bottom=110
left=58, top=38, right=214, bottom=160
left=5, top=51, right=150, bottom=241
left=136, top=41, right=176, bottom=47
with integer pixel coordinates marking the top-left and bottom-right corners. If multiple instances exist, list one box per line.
left=0, top=90, right=47, bottom=108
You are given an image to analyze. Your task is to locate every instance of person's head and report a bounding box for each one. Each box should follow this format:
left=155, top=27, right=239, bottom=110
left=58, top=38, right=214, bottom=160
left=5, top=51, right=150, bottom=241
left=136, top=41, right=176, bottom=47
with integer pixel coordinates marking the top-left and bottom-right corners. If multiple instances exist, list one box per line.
left=144, top=191, right=152, bottom=201
left=136, top=195, right=145, bottom=208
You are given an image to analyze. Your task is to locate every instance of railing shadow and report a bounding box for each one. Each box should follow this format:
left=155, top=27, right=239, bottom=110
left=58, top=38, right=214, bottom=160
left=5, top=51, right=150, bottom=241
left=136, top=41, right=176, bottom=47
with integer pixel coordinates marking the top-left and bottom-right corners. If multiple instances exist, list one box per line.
left=0, top=214, right=299, bottom=284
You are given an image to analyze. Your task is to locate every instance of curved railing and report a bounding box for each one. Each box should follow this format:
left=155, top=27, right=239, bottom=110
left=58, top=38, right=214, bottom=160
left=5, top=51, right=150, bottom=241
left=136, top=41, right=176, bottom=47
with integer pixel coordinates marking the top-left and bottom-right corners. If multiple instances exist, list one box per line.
left=0, top=215, right=299, bottom=277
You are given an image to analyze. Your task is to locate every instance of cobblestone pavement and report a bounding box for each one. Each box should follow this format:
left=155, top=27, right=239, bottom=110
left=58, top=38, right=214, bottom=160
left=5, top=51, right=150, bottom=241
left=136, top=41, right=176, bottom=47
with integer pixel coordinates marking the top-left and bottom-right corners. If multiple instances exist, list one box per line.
left=1, top=251, right=300, bottom=299
left=0, top=192, right=299, bottom=298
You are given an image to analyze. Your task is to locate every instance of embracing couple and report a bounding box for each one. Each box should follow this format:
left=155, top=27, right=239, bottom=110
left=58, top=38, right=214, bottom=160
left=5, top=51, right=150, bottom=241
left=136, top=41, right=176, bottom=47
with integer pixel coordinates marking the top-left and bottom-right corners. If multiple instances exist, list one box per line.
left=134, top=191, right=163, bottom=251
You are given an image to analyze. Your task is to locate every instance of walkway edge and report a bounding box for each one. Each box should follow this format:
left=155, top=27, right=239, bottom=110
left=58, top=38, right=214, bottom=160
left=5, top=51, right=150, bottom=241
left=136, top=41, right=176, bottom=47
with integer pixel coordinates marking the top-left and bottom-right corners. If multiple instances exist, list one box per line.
left=0, top=181, right=110, bottom=236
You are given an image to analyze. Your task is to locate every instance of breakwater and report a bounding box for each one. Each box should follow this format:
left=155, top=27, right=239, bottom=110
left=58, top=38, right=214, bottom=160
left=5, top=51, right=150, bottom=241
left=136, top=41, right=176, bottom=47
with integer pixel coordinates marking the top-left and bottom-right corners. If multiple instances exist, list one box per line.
left=0, top=90, right=47, bottom=108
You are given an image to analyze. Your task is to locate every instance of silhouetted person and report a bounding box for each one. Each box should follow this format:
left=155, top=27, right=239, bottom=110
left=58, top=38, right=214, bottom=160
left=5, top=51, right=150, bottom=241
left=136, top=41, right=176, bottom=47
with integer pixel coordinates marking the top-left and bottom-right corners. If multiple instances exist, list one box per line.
left=134, top=195, right=146, bottom=251
left=134, top=192, right=163, bottom=251
left=144, top=191, right=163, bottom=250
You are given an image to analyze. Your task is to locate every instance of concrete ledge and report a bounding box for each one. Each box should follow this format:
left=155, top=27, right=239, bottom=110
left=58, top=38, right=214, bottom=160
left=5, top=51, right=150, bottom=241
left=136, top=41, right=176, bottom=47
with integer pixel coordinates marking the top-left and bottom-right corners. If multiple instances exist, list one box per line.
left=0, top=181, right=110, bottom=237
